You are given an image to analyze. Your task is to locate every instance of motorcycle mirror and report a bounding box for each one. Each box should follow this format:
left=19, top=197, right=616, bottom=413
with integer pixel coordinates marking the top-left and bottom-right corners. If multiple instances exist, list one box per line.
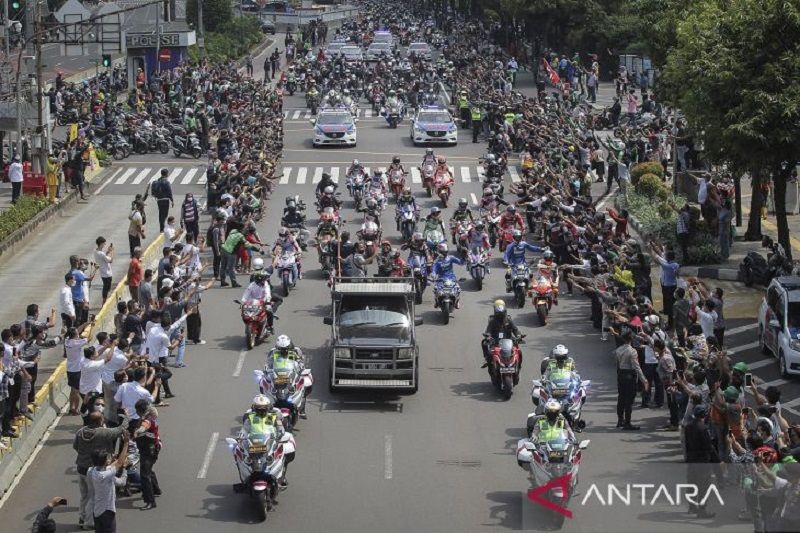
left=323, top=316, right=333, bottom=325
left=531, top=380, right=542, bottom=387
left=233, top=300, right=241, bottom=305
left=578, top=440, right=591, bottom=450
left=414, top=316, right=424, bottom=326
left=225, top=437, right=238, bottom=447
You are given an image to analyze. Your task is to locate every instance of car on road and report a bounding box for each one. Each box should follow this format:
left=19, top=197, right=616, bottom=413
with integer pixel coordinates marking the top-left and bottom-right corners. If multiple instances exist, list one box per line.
left=311, top=109, right=358, bottom=147
left=406, top=41, right=432, bottom=60
left=260, top=21, right=276, bottom=34
left=409, top=105, right=457, bottom=146
left=341, top=45, right=364, bottom=62
left=372, top=30, right=393, bottom=45
left=365, top=42, right=391, bottom=61
left=758, top=276, right=800, bottom=376
left=326, top=41, right=346, bottom=56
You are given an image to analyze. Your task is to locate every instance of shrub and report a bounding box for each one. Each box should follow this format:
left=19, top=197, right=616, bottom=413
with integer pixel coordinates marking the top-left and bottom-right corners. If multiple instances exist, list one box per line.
left=188, top=16, right=262, bottom=65
left=635, top=173, right=668, bottom=199
left=631, top=161, right=665, bottom=185
left=0, top=195, right=49, bottom=241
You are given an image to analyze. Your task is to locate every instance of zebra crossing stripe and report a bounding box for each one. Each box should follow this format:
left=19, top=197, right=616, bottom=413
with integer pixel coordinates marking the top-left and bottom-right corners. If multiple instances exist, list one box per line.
left=509, top=166, right=521, bottom=183
left=330, top=167, right=339, bottom=184
left=115, top=168, right=136, bottom=184
left=167, top=168, right=181, bottom=184
left=292, top=110, right=302, bottom=119
left=280, top=167, right=292, bottom=185
left=282, top=111, right=288, bottom=119
left=476, top=167, right=486, bottom=181
left=131, top=168, right=152, bottom=185
left=197, top=171, right=207, bottom=185
left=470, top=193, right=478, bottom=206
left=461, top=166, right=471, bottom=183
left=296, top=167, right=307, bottom=184
left=364, top=109, right=372, bottom=118
left=364, top=167, right=371, bottom=178
left=410, top=167, right=421, bottom=184
left=181, top=168, right=198, bottom=185
left=356, top=108, right=362, bottom=117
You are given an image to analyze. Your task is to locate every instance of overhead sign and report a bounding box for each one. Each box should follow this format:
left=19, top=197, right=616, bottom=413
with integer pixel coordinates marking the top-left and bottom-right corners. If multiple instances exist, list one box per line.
left=125, top=32, right=195, bottom=48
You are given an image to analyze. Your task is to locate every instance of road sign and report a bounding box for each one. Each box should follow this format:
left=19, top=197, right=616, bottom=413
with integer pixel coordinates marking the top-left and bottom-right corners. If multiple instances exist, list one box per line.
left=158, top=48, right=171, bottom=62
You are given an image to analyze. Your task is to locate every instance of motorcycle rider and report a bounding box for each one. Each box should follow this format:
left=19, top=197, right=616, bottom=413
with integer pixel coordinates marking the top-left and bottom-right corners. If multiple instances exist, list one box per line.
left=390, top=250, right=407, bottom=277
left=434, top=156, right=454, bottom=183
left=530, top=399, right=576, bottom=444
left=402, top=231, right=430, bottom=261
left=536, top=249, right=559, bottom=284
left=315, top=171, right=338, bottom=197
left=376, top=240, right=395, bottom=276
left=266, top=335, right=309, bottom=419
left=241, top=394, right=288, bottom=487
left=346, top=159, right=365, bottom=195
left=385, top=89, right=400, bottom=112
left=467, top=220, right=491, bottom=252
left=368, top=169, right=387, bottom=209
left=420, top=147, right=436, bottom=168
left=281, top=201, right=306, bottom=230
left=272, top=228, right=302, bottom=281
left=540, top=344, right=578, bottom=378
left=431, top=243, right=464, bottom=309
left=388, top=155, right=406, bottom=175
left=503, top=230, right=544, bottom=292
left=422, top=207, right=446, bottom=242
left=395, top=188, right=419, bottom=231
left=498, top=205, right=526, bottom=233
left=481, top=299, right=521, bottom=367
left=317, top=185, right=341, bottom=211
left=449, top=197, right=475, bottom=244
left=480, top=187, right=508, bottom=213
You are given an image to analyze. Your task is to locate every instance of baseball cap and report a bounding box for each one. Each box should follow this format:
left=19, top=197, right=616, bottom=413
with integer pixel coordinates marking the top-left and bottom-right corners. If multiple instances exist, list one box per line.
left=733, top=362, right=749, bottom=373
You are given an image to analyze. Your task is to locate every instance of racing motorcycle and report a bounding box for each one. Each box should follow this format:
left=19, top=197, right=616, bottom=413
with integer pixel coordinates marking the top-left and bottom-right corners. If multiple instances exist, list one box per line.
left=225, top=429, right=296, bottom=522
left=348, top=169, right=367, bottom=210
left=407, top=251, right=428, bottom=305
left=509, top=263, right=532, bottom=308
left=235, top=298, right=279, bottom=350
left=516, top=437, right=590, bottom=528
left=397, top=203, right=418, bottom=242
left=254, top=364, right=313, bottom=431
left=420, top=161, right=435, bottom=197
left=529, top=377, right=590, bottom=434
left=357, top=219, right=381, bottom=257
left=467, top=247, right=490, bottom=290
left=497, top=226, right=515, bottom=252
left=275, top=251, right=299, bottom=297
left=388, top=168, right=406, bottom=200
left=434, top=172, right=452, bottom=208
left=432, top=276, right=459, bottom=325
left=484, top=334, right=526, bottom=400
left=529, top=274, right=558, bottom=326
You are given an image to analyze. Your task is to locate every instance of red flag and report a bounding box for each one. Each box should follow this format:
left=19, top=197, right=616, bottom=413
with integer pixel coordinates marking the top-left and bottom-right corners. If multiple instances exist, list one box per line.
left=542, top=58, right=561, bottom=85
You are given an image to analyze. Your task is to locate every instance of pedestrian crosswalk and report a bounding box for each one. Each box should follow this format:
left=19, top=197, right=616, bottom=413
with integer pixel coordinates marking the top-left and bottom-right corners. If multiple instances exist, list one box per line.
left=103, top=163, right=522, bottom=190
left=282, top=108, right=381, bottom=120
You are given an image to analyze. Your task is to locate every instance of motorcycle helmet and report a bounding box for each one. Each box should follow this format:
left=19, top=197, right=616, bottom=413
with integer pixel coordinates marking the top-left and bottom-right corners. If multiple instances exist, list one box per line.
left=412, top=231, right=423, bottom=243
left=425, top=148, right=434, bottom=156
left=393, top=156, right=400, bottom=164
left=381, top=239, right=392, bottom=250
left=493, top=299, right=506, bottom=320
left=392, top=250, right=401, bottom=259
left=279, top=227, right=289, bottom=237
left=353, top=159, right=360, bottom=166
left=252, top=257, right=265, bottom=271
left=373, top=169, right=382, bottom=178
left=275, top=334, right=292, bottom=355
left=389, top=90, right=396, bottom=96
left=458, top=198, right=467, bottom=209
left=542, top=250, right=555, bottom=261
left=430, top=206, right=440, bottom=216
left=483, top=187, right=493, bottom=196
left=402, top=188, right=412, bottom=199
left=486, top=153, right=496, bottom=163
left=367, top=198, right=377, bottom=209
left=437, top=242, right=448, bottom=256
left=645, top=314, right=660, bottom=327
left=253, top=271, right=267, bottom=284
left=252, top=394, right=273, bottom=415
left=552, top=344, right=569, bottom=361
left=437, top=156, right=447, bottom=164
left=324, top=185, right=334, bottom=194
left=321, top=172, right=331, bottom=181
left=544, top=398, right=561, bottom=424
left=506, top=205, right=516, bottom=214
left=343, top=88, right=350, bottom=95
left=512, top=229, right=523, bottom=243
left=475, top=220, right=485, bottom=231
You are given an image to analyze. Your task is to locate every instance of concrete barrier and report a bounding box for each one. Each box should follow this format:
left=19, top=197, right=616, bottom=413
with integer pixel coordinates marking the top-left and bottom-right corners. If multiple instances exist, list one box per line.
left=0, top=231, right=176, bottom=498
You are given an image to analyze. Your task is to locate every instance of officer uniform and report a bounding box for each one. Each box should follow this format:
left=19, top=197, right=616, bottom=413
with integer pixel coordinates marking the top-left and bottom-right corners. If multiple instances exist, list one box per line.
left=470, top=105, right=482, bottom=143
left=615, top=343, right=646, bottom=428
left=457, top=93, right=470, bottom=129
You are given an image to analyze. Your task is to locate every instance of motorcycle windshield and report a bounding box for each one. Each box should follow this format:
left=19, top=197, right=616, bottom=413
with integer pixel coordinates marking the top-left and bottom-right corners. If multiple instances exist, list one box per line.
left=549, top=378, right=572, bottom=397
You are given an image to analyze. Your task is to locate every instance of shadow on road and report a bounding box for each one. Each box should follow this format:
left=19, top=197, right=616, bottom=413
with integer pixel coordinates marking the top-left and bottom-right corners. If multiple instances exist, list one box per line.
left=450, top=380, right=507, bottom=402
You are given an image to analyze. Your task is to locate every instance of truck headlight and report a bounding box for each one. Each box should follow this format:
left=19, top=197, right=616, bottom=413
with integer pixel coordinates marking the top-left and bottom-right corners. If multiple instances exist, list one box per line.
left=397, top=348, right=413, bottom=359
left=791, top=340, right=800, bottom=352
left=334, top=347, right=351, bottom=359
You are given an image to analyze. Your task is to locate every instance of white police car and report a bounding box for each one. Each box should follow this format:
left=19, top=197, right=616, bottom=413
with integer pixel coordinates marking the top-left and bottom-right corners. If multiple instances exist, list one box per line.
left=311, top=108, right=358, bottom=148
left=409, top=106, right=457, bottom=146
left=759, top=276, right=800, bottom=376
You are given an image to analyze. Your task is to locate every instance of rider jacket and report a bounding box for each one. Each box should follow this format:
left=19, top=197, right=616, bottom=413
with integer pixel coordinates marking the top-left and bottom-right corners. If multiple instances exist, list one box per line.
left=498, top=212, right=525, bottom=230
left=243, top=409, right=282, bottom=436
left=544, top=358, right=577, bottom=378
left=316, top=176, right=338, bottom=195
left=242, top=281, right=271, bottom=302
left=318, top=193, right=339, bottom=210
left=423, top=217, right=445, bottom=237
left=431, top=255, right=464, bottom=281
left=484, top=315, right=520, bottom=340
left=451, top=207, right=474, bottom=222
left=504, top=241, right=543, bottom=265
left=281, top=211, right=305, bottom=228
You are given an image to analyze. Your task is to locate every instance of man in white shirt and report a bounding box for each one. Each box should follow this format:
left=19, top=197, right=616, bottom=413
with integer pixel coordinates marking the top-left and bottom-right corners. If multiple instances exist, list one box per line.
left=8, top=154, right=23, bottom=203
left=101, top=338, right=130, bottom=424
left=696, top=299, right=718, bottom=341
left=65, top=329, right=89, bottom=415
left=94, top=237, right=114, bottom=304
left=114, top=366, right=155, bottom=421
left=79, top=341, right=115, bottom=397
left=87, top=433, right=129, bottom=532
left=60, top=273, right=76, bottom=331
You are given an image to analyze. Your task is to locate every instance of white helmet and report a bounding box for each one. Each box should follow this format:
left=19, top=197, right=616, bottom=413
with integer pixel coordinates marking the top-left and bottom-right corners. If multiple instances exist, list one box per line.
left=551, top=344, right=569, bottom=358
left=252, top=394, right=273, bottom=412
left=544, top=398, right=561, bottom=423
left=275, top=334, right=292, bottom=350
left=645, top=314, right=660, bottom=326
left=252, top=257, right=265, bottom=271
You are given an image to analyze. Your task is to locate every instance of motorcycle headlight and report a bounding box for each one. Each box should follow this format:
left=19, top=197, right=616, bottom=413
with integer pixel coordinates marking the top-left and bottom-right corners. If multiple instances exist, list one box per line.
left=334, top=347, right=351, bottom=359
left=444, top=279, right=455, bottom=287
left=397, top=348, right=413, bottom=359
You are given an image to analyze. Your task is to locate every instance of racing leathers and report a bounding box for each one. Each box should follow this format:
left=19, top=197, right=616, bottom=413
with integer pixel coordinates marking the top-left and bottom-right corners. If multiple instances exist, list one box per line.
left=431, top=254, right=464, bottom=308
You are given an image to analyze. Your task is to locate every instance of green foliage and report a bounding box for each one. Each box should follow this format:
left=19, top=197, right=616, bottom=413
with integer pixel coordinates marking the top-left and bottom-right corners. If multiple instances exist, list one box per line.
left=94, top=148, right=111, bottom=167
left=630, top=161, right=665, bottom=184
left=0, top=195, right=49, bottom=241
left=188, top=16, right=263, bottom=65
left=635, top=173, right=668, bottom=199
left=187, top=0, right=233, bottom=33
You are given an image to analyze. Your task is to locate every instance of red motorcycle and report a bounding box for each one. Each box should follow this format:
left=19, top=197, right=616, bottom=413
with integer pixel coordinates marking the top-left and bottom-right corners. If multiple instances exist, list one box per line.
left=388, top=168, right=406, bottom=201
left=434, top=171, right=452, bottom=208
left=420, top=162, right=435, bottom=197
left=497, top=226, right=515, bottom=252
left=528, top=273, right=559, bottom=326
left=484, top=334, right=526, bottom=400
left=235, top=298, right=278, bottom=350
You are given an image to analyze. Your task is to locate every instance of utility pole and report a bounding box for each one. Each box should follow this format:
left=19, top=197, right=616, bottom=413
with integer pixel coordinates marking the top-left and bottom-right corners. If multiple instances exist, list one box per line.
left=197, top=0, right=205, bottom=61
left=3, top=0, right=9, bottom=57
left=155, top=1, right=161, bottom=75
left=34, top=0, right=45, bottom=174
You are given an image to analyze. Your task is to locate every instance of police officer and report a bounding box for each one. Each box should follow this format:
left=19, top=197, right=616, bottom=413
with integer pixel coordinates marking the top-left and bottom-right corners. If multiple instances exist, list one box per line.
left=470, top=102, right=482, bottom=143
left=457, top=90, right=470, bottom=129
left=615, top=330, right=648, bottom=430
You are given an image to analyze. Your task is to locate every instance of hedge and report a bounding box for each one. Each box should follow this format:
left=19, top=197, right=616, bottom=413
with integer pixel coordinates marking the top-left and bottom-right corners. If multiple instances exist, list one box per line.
left=630, top=161, right=665, bottom=185
left=187, top=16, right=263, bottom=65
left=0, top=195, right=50, bottom=241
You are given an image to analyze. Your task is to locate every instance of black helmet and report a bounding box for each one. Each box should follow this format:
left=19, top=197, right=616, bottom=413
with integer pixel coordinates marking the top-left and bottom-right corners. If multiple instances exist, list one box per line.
left=392, top=156, right=400, bottom=164
left=458, top=198, right=467, bottom=208
left=512, top=229, right=523, bottom=243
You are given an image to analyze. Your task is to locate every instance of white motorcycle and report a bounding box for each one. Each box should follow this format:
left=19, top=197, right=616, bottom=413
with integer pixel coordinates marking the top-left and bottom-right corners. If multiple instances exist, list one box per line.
left=517, top=435, right=590, bottom=528
left=254, top=360, right=313, bottom=431
left=275, top=251, right=299, bottom=298
left=225, top=428, right=296, bottom=522
left=528, top=376, right=590, bottom=435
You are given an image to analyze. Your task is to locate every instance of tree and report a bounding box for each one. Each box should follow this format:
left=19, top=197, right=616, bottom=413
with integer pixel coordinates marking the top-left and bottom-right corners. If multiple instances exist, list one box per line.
left=660, top=0, right=800, bottom=258
left=187, top=0, right=233, bottom=34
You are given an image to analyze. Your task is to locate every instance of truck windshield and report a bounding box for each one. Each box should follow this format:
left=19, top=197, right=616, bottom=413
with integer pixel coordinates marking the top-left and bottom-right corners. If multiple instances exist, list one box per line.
left=337, top=295, right=410, bottom=340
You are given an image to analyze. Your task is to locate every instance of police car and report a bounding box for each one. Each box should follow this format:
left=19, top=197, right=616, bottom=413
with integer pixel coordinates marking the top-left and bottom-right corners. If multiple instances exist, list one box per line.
left=409, top=106, right=457, bottom=146
left=758, top=276, right=800, bottom=376
left=311, top=108, right=358, bottom=148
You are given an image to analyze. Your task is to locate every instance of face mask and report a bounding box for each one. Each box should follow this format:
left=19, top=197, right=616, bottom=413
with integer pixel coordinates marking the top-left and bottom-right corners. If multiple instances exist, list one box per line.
left=68, top=280, right=76, bottom=287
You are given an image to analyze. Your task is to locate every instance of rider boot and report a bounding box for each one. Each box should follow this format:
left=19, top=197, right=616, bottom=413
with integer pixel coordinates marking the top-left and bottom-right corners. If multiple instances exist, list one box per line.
left=505, top=271, right=512, bottom=292
left=481, top=340, right=491, bottom=368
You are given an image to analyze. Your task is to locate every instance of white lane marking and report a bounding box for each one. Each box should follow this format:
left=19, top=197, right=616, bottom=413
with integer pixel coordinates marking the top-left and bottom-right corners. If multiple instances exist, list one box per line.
left=115, top=167, right=137, bottom=184
left=410, top=167, right=421, bottom=184
left=330, top=166, right=340, bottom=184
left=747, top=358, right=776, bottom=370
left=0, top=411, right=65, bottom=509
left=312, top=167, right=324, bottom=184
left=280, top=167, right=292, bottom=185
left=461, top=166, right=471, bottom=183
left=470, top=193, right=478, bottom=206
left=476, top=167, right=485, bottom=181
left=131, top=168, right=153, bottom=185
left=509, top=166, right=521, bottom=183
left=364, top=109, right=372, bottom=118
left=304, top=110, right=312, bottom=119
left=93, top=167, right=122, bottom=195
left=167, top=167, right=181, bottom=184
left=197, top=171, right=207, bottom=185
left=758, top=378, right=788, bottom=389
left=197, top=432, right=219, bottom=479
left=384, top=434, right=393, bottom=480
left=181, top=168, right=199, bottom=185
left=296, top=167, right=307, bottom=184
left=292, top=110, right=301, bottom=119
left=727, top=341, right=759, bottom=355
left=233, top=349, right=247, bottom=377
left=780, top=396, right=800, bottom=410
left=726, top=323, right=759, bottom=336
left=282, top=111, right=288, bottom=119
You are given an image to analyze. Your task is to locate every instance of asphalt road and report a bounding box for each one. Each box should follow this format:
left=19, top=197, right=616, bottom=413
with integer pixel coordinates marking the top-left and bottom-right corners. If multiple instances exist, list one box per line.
left=0, top=87, right=775, bottom=532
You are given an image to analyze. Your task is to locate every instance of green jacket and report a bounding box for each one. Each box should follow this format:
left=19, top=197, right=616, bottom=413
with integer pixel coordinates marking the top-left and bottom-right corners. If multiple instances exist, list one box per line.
left=222, top=229, right=258, bottom=254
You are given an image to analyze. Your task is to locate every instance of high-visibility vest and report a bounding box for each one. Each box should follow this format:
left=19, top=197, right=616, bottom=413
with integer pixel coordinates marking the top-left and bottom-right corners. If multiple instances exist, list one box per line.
left=458, top=95, right=469, bottom=109
left=247, top=412, right=276, bottom=436
left=504, top=113, right=516, bottom=126
left=470, top=107, right=482, bottom=121
left=538, top=417, right=565, bottom=442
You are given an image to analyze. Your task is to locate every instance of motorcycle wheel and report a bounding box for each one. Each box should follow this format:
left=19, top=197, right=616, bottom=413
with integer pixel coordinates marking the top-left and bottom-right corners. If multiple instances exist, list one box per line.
left=514, top=286, right=526, bottom=308
left=440, top=301, right=450, bottom=325
left=502, top=374, right=514, bottom=400
left=426, top=186, right=432, bottom=198
left=475, top=274, right=483, bottom=291
left=440, top=194, right=448, bottom=208
left=57, top=115, right=66, bottom=126
left=489, top=229, right=497, bottom=248
left=255, top=490, right=269, bottom=522
left=282, top=272, right=290, bottom=297
left=246, top=327, right=255, bottom=350
left=158, top=141, right=170, bottom=154
left=536, top=303, right=548, bottom=326
left=192, top=147, right=202, bottom=159
left=122, top=146, right=131, bottom=158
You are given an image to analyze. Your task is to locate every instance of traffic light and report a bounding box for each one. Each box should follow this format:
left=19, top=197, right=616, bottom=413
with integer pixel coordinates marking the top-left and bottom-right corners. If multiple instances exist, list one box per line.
left=101, top=54, right=111, bottom=68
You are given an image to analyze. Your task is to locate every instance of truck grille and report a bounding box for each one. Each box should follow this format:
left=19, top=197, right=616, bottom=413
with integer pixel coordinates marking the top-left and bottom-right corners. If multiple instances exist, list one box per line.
left=336, top=379, right=413, bottom=387
left=354, top=348, right=394, bottom=360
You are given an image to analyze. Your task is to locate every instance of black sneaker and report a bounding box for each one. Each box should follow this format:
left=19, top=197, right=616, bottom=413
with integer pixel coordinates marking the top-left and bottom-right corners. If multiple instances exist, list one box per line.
left=480, top=362, right=489, bottom=368
left=622, top=424, right=641, bottom=431
left=231, top=282, right=242, bottom=288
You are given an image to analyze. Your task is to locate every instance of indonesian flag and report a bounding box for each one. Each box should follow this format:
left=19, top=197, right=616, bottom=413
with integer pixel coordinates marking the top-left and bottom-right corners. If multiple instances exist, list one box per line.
left=542, top=58, right=561, bottom=86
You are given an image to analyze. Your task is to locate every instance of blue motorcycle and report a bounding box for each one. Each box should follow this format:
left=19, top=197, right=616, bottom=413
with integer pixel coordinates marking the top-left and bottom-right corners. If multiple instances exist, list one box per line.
left=407, top=251, right=428, bottom=304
